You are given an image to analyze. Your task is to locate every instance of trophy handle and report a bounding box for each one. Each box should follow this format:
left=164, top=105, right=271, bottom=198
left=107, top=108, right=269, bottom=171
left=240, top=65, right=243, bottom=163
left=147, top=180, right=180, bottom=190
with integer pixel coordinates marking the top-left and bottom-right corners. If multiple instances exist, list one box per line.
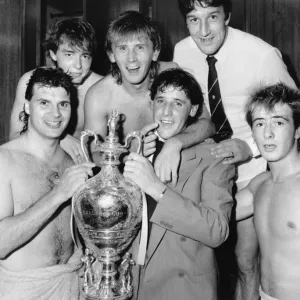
left=122, top=131, right=143, bottom=154
left=80, top=130, right=100, bottom=162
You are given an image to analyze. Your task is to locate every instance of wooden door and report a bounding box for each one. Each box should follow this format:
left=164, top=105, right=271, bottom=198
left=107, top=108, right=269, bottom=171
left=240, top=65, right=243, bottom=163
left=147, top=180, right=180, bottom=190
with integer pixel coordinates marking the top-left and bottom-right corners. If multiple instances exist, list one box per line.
left=0, top=0, right=25, bottom=144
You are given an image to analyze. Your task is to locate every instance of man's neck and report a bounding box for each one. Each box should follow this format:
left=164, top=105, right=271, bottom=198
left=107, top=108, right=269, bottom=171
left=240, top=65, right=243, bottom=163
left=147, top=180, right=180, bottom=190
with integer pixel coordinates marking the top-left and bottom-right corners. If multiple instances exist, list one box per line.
left=269, top=149, right=300, bottom=182
left=21, top=131, right=61, bottom=162
left=122, top=76, right=151, bottom=97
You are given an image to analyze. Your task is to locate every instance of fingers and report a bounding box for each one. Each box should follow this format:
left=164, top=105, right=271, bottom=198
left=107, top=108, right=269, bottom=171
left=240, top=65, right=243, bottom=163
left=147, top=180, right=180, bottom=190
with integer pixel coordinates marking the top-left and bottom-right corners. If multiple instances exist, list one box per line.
left=143, top=132, right=157, bottom=157
left=140, top=123, right=159, bottom=136
left=127, top=152, right=147, bottom=163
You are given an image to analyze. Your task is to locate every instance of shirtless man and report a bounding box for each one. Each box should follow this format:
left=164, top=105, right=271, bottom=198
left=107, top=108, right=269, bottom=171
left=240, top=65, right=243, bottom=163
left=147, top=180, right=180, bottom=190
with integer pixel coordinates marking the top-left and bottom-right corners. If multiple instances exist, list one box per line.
left=84, top=11, right=214, bottom=184
left=0, top=68, right=95, bottom=299
left=236, top=83, right=300, bottom=300
left=9, top=18, right=103, bottom=164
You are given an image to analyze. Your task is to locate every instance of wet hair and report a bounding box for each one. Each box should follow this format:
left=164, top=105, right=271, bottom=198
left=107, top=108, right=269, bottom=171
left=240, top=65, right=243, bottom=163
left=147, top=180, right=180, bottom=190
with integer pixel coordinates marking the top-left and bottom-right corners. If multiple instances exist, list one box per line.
left=19, top=67, right=75, bottom=134
left=178, top=0, right=232, bottom=20
left=150, top=68, right=203, bottom=123
left=105, top=10, right=161, bottom=85
left=43, top=18, right=97, bottom=61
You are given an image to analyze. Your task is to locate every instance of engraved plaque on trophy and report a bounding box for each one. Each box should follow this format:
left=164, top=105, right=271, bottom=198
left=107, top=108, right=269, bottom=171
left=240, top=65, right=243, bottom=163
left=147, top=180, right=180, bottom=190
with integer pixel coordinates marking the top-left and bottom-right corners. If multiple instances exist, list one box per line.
left=73, top=109, right=143, bottom=299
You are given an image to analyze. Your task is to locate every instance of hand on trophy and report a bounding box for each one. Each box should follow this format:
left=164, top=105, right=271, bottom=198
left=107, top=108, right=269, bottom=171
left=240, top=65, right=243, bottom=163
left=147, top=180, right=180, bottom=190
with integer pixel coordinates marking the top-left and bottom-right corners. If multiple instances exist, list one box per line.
left=52, top=162, right=95, bottom=202
left=124, top=152, right=166, bottom=201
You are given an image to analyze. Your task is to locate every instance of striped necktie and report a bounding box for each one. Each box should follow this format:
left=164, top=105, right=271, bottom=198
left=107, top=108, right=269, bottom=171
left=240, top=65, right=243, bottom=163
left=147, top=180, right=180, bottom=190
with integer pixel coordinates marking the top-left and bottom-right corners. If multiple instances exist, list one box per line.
left=207, top=56, right=233, bottom=142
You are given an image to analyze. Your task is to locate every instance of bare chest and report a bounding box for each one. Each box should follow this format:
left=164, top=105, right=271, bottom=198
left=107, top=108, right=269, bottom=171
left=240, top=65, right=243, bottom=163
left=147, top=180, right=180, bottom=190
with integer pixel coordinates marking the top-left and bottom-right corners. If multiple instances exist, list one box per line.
left=108, top=97, right=153, bottom=138
left=254, top=181, right=300, bottom=241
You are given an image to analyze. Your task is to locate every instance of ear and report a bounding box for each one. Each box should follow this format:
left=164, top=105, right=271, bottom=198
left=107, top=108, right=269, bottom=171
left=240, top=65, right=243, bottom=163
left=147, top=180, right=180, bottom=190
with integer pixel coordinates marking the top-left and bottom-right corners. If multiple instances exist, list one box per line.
left=295, top=126, right=300, bottom=140
left=107, top=51, right=116, bottom=63
left=225, top=13, right=231, bottom=26
left=24, top=100, right=30, bottom=115
left=152, top=49, right=160, bottom=62
left=189, top=105, right=199, bottom=117
left=49, top=50, right=57, bottom=62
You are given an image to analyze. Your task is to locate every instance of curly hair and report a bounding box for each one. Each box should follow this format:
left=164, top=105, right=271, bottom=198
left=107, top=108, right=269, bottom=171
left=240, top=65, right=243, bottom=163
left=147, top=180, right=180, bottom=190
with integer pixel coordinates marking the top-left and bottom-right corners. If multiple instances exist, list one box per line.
left=105, top=11, right=161, bottom=85
left=19, top=67, right=76, bottom=134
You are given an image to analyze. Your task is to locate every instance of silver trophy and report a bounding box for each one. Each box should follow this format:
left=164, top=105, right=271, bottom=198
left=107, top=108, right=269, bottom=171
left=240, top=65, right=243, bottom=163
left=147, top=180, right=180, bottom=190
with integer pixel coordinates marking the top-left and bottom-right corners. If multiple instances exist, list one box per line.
left=73, top=109, right=143, bottom=299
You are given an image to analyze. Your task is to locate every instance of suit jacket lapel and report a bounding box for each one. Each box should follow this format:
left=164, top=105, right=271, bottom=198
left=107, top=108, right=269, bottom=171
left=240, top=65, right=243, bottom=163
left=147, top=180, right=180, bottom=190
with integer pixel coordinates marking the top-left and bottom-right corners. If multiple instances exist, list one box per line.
left=145, top=146, right=202, bottom=266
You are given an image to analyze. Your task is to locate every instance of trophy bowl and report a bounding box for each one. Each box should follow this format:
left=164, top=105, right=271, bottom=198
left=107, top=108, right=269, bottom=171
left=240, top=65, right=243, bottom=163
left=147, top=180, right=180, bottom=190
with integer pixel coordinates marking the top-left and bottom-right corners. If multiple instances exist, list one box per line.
left=73, top=110, right=143, bottom=300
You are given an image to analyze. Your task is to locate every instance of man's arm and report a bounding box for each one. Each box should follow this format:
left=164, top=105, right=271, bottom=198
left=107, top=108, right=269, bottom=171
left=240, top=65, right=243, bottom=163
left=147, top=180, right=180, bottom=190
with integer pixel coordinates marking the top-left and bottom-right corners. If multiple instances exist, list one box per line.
left=9, top=71, right=33, bottom=140
left=124, top=152, right=235, bottom=247
left=153, top=104, right=215, bottom=185
left=235, top=187, right=254, bottom=221
left=83, top=80, right=111, bottom=163
left=0, top=154, right=95, bottom=259
left=84, top=81, right=110, bottom=140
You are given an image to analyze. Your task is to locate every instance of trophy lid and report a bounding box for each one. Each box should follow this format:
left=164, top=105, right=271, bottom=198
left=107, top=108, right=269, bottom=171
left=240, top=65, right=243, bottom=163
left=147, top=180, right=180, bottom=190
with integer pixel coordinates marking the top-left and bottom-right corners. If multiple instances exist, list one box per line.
left=98, top=109, right=127, bottom=155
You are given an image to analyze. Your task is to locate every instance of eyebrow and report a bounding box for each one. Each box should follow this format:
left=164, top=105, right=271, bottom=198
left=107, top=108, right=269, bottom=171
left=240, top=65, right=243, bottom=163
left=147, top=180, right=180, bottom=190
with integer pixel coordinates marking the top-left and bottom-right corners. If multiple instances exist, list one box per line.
left=253, top=115, right=290, bottom=122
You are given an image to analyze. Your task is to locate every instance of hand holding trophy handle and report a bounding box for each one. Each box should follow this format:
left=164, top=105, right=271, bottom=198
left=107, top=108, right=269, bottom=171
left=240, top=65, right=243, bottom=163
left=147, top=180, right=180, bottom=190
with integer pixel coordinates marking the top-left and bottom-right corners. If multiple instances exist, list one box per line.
left=121, top=131, right=143, bottom=154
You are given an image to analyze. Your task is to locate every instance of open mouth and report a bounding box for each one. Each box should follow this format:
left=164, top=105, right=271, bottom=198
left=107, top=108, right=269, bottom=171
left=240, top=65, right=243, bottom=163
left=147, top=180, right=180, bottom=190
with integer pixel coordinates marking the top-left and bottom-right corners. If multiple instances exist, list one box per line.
left=200, top=37, right=214, bottom=44
left=45, top=121, right=62, bottom=128
left=263, top=144, right=276, bottom=151
left=126, top=66, right=140, bottom=73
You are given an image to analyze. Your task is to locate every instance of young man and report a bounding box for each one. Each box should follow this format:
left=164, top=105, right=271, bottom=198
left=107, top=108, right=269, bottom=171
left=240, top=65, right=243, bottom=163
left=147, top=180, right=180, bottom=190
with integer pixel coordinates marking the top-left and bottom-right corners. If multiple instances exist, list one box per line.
left=124, top=68, right=235, bottom=300
left=174, top=1, right=297, bottom=298
left=236, top=83, right=300, bottom=300
left=84, top=11, right=214, bottom=185
left=0, top=68, right=95, bottom=299
left=9, top=18, right=103, bottom=164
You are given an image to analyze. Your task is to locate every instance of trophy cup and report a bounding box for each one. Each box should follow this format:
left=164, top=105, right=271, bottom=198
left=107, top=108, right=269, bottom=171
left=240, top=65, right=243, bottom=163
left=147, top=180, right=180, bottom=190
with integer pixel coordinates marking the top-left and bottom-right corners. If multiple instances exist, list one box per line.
left=72, top=109, right=144, bottom=299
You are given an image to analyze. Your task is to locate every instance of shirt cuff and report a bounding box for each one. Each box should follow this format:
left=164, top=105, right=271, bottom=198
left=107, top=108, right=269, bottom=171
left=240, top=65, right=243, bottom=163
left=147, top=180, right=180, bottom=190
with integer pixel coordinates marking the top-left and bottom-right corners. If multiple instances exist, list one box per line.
left=245, top=136, right=261, bottom=158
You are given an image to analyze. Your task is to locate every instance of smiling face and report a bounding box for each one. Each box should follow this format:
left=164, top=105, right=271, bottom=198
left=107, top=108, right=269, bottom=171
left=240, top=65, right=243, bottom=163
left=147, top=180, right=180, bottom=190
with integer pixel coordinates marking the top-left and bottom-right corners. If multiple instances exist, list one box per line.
left=152, top=86, right=198, bottom=140
left=186, top=3, right=230, bottom=55
left=252, top=103, right=300, bottom=163
left=25, top=85, right=71, bottom=139
left=108, top=33, right=160, bottom=86
left=50, top=40, right=92, bottom=85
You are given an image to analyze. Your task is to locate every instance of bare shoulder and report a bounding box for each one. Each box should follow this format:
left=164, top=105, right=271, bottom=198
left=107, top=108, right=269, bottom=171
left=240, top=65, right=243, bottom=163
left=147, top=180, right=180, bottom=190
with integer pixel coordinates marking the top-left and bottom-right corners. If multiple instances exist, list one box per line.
left=83, top=71, right=103, bottom=89
left=159, top=61, right=179, bottom=73
left=85, top=75, right=115, bottom=107
left=248, top=171, right=271, bottom=194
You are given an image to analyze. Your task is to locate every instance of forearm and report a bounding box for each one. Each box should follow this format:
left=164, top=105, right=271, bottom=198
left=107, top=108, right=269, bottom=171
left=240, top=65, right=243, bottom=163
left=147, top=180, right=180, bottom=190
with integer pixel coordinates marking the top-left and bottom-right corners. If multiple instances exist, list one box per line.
left=0, top=190, right=63, bottom=258
left=151, top=187, right=232, bottom=247
left=172, top=118, right=215, bottom=151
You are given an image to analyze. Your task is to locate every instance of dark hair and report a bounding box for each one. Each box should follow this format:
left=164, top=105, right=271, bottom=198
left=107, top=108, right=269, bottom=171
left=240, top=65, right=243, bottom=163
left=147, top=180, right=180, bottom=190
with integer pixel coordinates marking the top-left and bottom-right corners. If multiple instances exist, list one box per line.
left=19, top=67, right=75, bottom=134
left=150, top=68, right=203, bottom=123
left=105, top=10, right=161, bottom=85
left=246, top=83, right=300, bottom=150
left=178, top=0, right=232, bottom=20
left=43, top=18, right=97, bottom=60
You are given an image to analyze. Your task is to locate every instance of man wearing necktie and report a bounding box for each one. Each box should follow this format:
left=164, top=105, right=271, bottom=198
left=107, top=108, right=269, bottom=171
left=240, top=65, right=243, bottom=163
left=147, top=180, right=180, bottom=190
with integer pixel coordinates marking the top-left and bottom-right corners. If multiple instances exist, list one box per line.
left=124, top=68, right=235, bottom=300
left=173, top=0, right=297, bottom=299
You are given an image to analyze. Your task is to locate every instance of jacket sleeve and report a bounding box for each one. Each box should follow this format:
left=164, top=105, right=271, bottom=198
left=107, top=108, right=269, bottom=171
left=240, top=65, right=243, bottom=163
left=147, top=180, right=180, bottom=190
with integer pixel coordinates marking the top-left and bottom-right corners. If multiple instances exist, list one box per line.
left=150, top=158, right=235, bottom=248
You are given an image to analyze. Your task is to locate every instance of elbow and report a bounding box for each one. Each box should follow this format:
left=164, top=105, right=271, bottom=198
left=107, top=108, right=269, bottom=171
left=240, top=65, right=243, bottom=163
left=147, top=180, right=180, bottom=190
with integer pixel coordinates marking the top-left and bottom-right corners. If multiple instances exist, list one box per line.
left=204, top=220, right=230, bottom=248
left=0, top=246, right=11, bottom=259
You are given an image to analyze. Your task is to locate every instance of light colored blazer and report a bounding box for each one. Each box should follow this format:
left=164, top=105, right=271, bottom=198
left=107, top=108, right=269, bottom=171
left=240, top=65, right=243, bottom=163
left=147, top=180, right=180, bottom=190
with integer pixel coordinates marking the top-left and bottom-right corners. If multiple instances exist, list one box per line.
left=136, top=143, right=235, bottom=300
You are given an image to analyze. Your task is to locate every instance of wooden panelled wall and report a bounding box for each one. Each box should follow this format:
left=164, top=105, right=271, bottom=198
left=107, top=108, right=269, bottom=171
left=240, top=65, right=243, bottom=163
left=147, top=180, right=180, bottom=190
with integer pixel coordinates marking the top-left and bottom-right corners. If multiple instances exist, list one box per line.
left=0, top=0, right=24, bottom=144
left=246, top=0, right=300, bottom=86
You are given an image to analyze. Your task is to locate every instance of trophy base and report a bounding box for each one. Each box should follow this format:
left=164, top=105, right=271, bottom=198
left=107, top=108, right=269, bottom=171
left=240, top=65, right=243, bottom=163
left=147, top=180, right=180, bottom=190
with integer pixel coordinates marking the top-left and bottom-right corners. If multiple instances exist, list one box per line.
left=85, top=290, right=133, bottom=300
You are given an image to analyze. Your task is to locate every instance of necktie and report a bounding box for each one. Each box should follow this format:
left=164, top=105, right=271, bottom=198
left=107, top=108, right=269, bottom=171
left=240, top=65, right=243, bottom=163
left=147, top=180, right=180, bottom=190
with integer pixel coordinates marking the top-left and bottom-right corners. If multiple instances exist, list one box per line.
left=207, top=56, right=233, bottom=142
left=147, top=140, right=164, bottom=237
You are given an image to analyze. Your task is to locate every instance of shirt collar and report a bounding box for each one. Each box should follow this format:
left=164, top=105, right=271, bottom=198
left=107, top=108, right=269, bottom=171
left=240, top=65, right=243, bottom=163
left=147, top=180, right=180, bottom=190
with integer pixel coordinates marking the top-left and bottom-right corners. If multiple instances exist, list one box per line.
left=213, top=26, right=232, bottom=63
left=154, top=130, right=166, bottom=142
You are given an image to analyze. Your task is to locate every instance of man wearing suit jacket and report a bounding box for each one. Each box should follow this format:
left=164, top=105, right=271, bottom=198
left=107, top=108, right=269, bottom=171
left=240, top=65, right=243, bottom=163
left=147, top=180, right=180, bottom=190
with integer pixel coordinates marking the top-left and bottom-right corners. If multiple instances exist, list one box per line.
left=124, top=68, right=235, bottom=300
